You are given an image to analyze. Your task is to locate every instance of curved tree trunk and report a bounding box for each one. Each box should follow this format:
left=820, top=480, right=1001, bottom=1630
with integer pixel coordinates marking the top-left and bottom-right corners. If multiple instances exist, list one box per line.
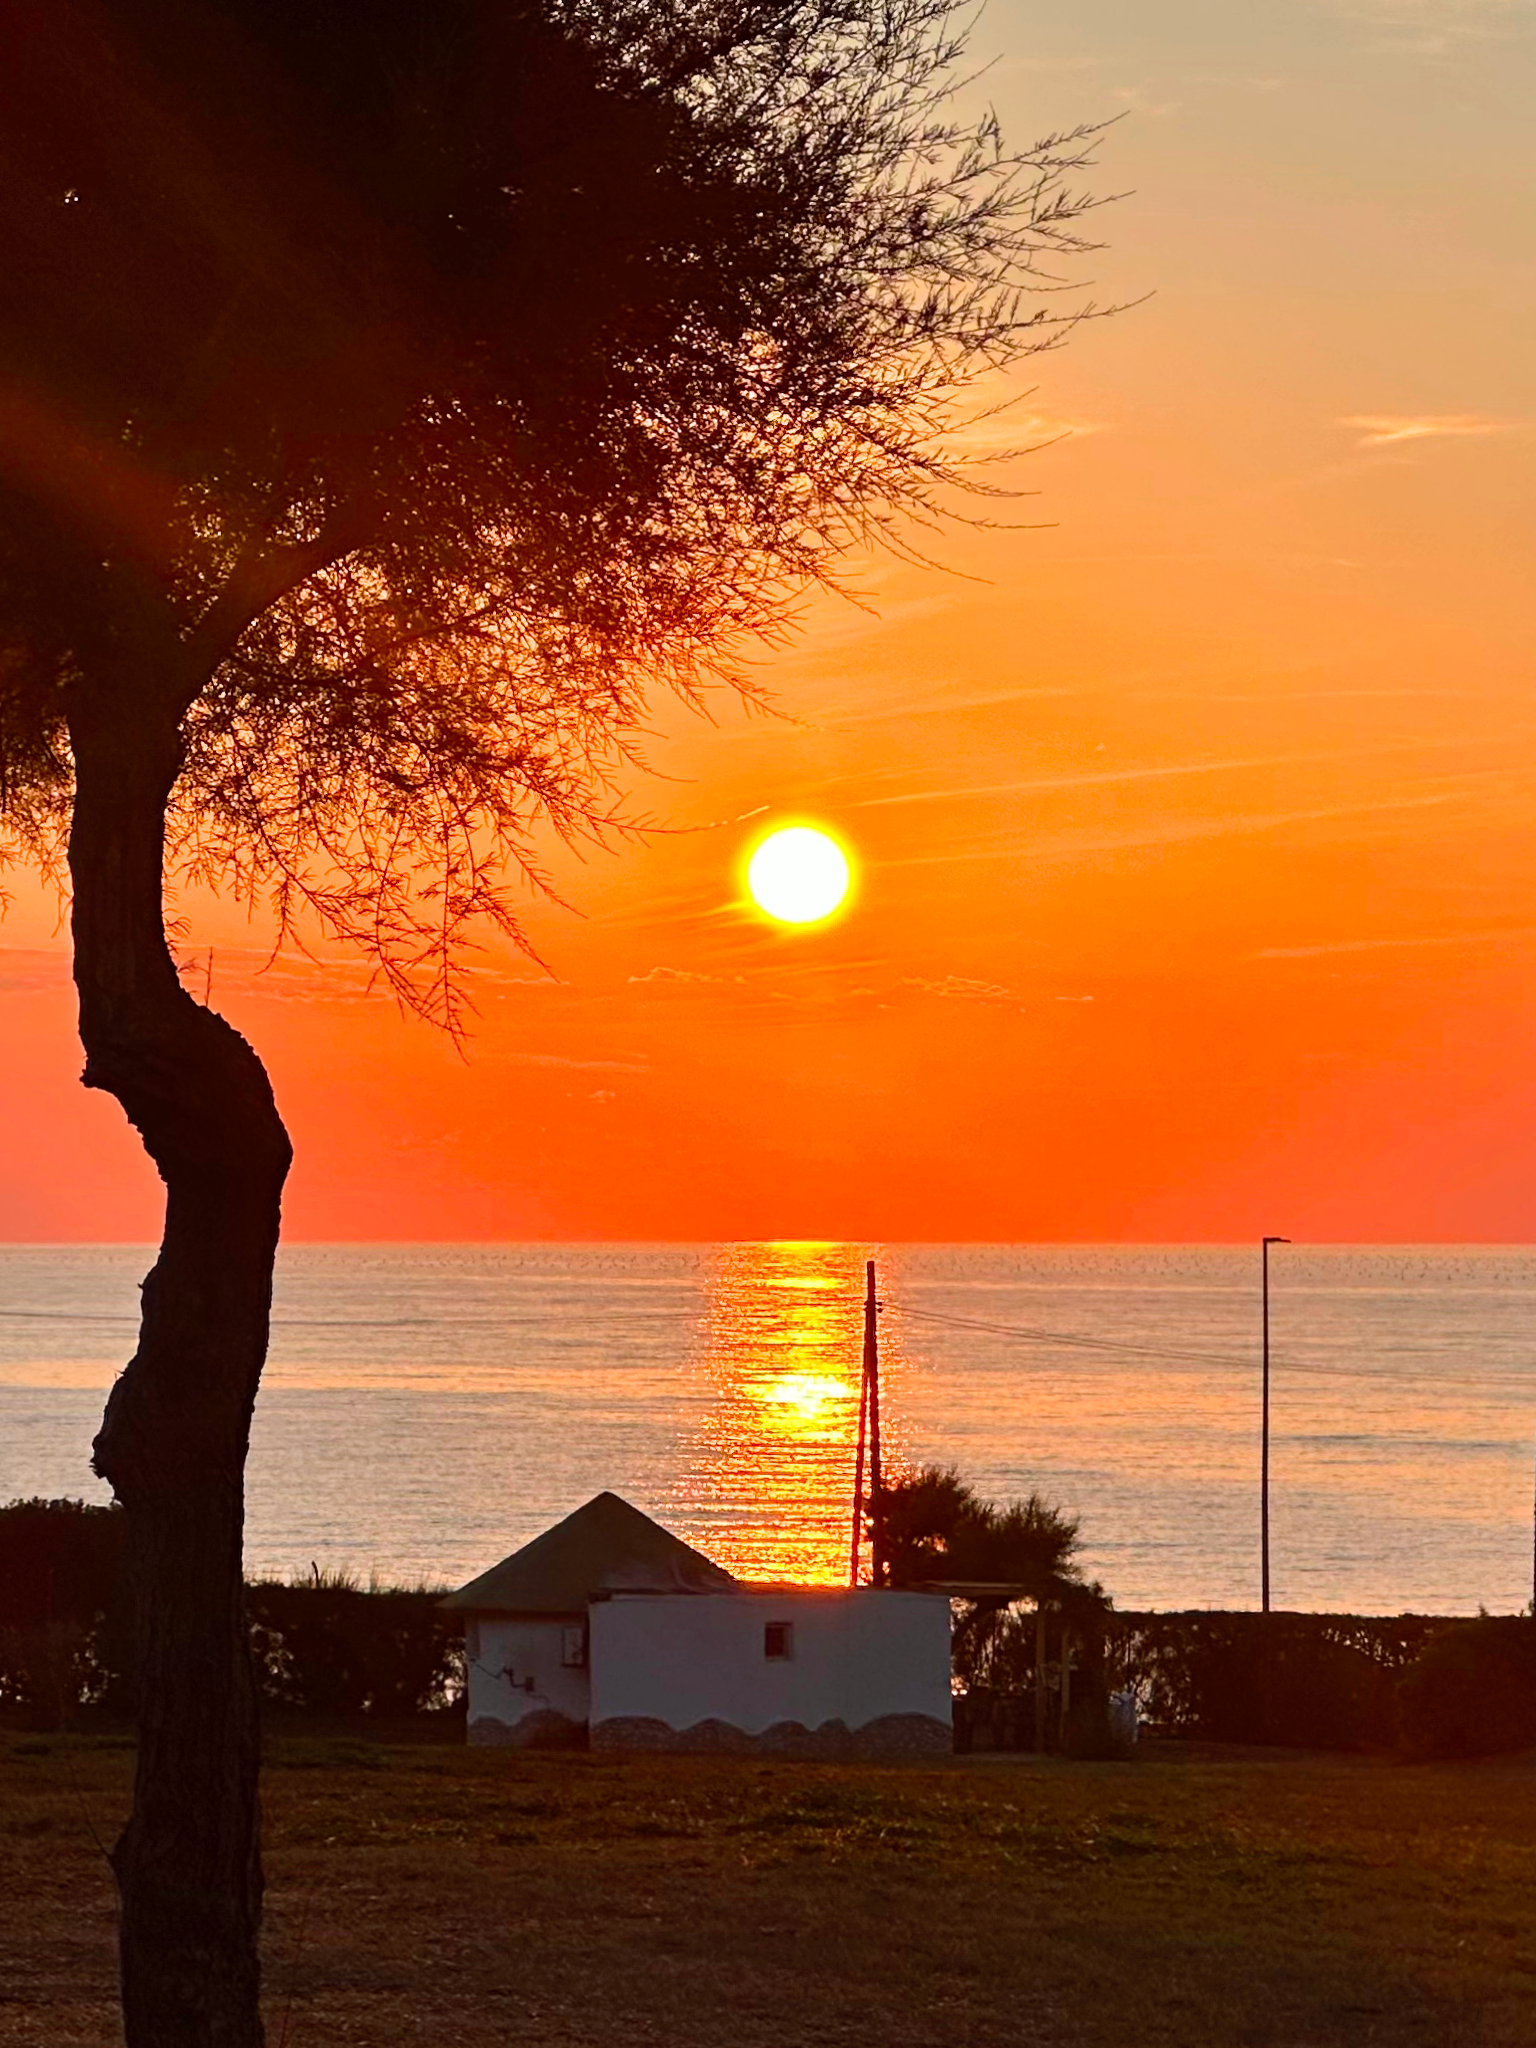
left=69, top=674, right=291, bottom=2048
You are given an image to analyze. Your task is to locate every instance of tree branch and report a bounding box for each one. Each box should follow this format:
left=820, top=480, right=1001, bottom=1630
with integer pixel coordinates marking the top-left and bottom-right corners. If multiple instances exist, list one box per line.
left=183, top=516, right=371, bottom=691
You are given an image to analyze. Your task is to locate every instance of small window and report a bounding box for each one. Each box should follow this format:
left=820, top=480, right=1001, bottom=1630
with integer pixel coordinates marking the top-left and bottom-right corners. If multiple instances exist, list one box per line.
left=561, top=1624, right=587, bottom=1669
left=763, top=1621, right=794, bottom=1661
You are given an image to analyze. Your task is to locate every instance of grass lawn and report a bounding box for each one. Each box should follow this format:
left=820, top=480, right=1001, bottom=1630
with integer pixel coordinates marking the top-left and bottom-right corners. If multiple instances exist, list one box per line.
left=3, top=1730, right=1534, bottom=2046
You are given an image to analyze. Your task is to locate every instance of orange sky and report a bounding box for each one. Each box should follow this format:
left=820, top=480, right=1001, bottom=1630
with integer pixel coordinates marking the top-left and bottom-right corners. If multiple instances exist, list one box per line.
left=4, top=0, right=1535, bottom=1242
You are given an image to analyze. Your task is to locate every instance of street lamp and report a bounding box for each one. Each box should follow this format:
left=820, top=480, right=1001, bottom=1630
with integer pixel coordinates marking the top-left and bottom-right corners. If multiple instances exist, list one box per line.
left=1262, top=1236, right=1290, bottom=1614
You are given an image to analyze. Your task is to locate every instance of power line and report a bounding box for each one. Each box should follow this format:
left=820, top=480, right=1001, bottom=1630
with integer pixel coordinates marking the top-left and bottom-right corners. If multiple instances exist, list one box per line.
left=0, top=1311, right=140, bottom=1323
left=0, top=1297, right=1247, bottom=1366
left=885, top=1299, right=1247, bottom=1370
left=0, top=1294, right=1304, bottom=1368
left=4, top=1294, right=1514, bottom=1381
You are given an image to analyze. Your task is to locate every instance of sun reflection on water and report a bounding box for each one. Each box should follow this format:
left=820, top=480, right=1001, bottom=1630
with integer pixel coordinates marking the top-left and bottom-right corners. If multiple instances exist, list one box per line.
left=670, top=1241, right=908, bottom=1584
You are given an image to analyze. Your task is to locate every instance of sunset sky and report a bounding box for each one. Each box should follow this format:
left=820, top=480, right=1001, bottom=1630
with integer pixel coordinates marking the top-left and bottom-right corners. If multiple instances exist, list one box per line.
left=3, top=0, right=1534, bottom=1243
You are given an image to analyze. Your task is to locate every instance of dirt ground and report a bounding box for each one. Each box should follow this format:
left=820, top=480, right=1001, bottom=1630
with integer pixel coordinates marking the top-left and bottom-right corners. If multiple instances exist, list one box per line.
left=3, top=1730, right=1535, bottom=2047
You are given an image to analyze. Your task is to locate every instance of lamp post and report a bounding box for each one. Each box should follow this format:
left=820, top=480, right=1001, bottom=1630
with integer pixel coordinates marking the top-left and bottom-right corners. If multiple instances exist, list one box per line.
left=1261, top=1236, right=1290, bottom=1614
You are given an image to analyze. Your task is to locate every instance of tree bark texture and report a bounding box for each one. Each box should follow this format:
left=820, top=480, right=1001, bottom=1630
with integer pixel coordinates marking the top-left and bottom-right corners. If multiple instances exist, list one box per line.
left=69, top=670, right=292, bottom=2048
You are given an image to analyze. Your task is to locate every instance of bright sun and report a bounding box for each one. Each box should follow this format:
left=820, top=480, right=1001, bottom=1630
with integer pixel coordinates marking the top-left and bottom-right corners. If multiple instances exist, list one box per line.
left=746, top=824, right=852, bottom=925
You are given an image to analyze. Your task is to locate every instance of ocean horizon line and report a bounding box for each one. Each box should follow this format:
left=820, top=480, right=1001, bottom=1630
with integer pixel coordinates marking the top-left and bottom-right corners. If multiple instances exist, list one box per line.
left=5, top=1236, right=1536, bottom=1252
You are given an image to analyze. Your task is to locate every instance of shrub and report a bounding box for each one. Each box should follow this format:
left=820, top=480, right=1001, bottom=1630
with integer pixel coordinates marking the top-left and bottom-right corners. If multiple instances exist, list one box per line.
left=0, top=1498, right=131, bottom=1725
left=1107, top=1612, right=1447, bottom=1752
left=0, top=1497, right=126, bottom=1629
left=248, top=1578, right=462, bottom=1718
left=1398, top=1617, right=1536, bottom=1759
left=1, top=1498, right=461, bottom=1724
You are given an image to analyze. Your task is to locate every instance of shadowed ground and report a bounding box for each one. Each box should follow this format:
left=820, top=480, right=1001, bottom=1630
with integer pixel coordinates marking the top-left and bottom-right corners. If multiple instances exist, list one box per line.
left=4, top=1732, right=1534, bottom=2045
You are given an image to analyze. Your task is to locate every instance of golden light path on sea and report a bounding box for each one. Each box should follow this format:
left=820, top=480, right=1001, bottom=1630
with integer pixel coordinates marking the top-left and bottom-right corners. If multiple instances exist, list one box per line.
left=675, top=1240, right=909, bottom=1584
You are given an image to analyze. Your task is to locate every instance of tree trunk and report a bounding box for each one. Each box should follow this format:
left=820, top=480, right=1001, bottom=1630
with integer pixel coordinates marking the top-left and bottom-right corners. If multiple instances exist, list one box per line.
left=69, top=673, right=292, bottom=2048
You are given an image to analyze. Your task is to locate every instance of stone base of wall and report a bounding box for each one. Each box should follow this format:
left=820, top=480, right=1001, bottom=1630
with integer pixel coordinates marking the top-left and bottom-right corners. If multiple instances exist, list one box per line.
left=468, top=1710, right=588, bottom=1750
left=591, top=1712, right=951, bottom=1760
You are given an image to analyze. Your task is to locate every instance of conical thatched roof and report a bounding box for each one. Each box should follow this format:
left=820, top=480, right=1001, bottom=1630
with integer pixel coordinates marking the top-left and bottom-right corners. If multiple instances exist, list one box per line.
left=443, top=1492, right=736, bottom=1615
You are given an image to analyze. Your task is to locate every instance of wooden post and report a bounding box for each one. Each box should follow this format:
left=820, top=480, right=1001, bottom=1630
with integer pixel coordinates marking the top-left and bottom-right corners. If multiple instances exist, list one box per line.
left=849, top=1336, right=869, bottom=1587
left=1060, top=1625, right=1072, bottom=1748
left=865, top=1259, right=884, bottom=1588
left=1033, top=1603, right=1047, bottom=1753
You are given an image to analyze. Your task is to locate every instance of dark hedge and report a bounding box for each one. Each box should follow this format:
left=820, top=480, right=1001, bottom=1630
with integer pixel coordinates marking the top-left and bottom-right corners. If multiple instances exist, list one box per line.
left=247, top=1579, right=462, bottom=1719
left=0, top=1498, right=135, bottom=1720
left=1108, top=1610, right=1457, bottom=1751
left=1396, top=1616, right=1536, bottom=1758
left=1, top=1498, right=462, bottom=1728
left=10, top=1498, right=1531, bottom=1753
left=961, top=1609, right=1534, bottom=1756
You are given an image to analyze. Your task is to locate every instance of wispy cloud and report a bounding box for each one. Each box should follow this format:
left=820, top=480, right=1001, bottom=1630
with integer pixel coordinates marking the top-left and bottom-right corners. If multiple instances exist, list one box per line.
left=1315, top=0, right=1536, bottom=49
left=1255, top=925, right=1536, bottom=959
left=168, top=951, right=376, bottom=1005
left=0, top=948, right=69, bottom=995
left=627, top=965, right=744, bottom=987
left=899, top=974, right=1019, bottom=1004
left=1341, top=412, right=1522, bottom=447
left=770, top=590, right=960, bottom=661
left=508, top=1052, right=648, bottom=1073
left=162, top=949, right=559, bottom=1006
left=880, top=786, right=1471, bottom=868
left=821, top=684, right=1082, bottom=730
left=942, top=411, right=1107, bottom=456
left=856, top=733, right=1525, bottom=814
left=855, top=750, right=1344, bottom=811
left=1112, top=84, right=1180, bottom=117
left=1157, top=687, right=1485, bottom=704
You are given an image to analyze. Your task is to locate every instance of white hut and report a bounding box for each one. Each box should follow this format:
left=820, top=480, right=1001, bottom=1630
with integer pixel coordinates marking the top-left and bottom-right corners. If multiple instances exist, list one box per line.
left=445, top=1492, right=953, bottom=1758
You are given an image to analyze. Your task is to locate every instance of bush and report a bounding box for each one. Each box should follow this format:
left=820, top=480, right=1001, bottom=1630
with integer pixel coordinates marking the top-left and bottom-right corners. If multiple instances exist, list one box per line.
left=0, top=1498, right=131, bottom=1725
left=1, top=1498, right=462, bottom=1725
left=248, top=1577, right=462, bottom=1718
left=1108, top=1612, right=1449, bottom=1752
left=1398, top=1617, right=1536, bottom=1759
left=0, top=1497, right=126, bottom=1629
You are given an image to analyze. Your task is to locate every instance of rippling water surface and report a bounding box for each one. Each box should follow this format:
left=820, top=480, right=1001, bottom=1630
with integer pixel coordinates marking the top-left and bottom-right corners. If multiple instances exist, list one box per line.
left=2, top=1242, right=1534, bottom=1613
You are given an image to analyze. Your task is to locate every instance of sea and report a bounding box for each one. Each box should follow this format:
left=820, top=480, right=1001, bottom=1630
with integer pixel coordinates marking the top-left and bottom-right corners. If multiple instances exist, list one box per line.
left=2, top=1242, right=1533, bottom=1616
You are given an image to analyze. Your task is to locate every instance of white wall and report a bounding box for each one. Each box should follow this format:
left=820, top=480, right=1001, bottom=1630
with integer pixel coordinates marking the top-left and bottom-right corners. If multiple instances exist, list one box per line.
left=588, top=1590, right=952, bottom=1740
left=465, top=1615, right=590, bottom=1742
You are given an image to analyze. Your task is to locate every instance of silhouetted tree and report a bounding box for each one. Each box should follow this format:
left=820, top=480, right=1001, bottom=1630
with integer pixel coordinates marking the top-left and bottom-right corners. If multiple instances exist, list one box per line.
left=0, top=3, right=1106, bottom=2038
left=878, top=1462, right=1085, bottom=1593
left=877, top=1463, right=1108, bottom=1687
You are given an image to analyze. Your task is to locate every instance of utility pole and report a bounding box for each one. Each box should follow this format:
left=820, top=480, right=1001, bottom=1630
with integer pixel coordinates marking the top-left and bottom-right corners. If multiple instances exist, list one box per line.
left=1262, top=1236, right=1289, bottom=1614
left=849, top=1259, right=883, bottom=1587
left=866, top=1259, right=883, bottom=1587
left=849, top=1294, right=869, bottom=1587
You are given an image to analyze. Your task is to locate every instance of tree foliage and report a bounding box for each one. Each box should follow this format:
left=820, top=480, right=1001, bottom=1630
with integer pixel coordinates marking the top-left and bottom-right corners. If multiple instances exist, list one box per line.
left=877, top=1461, right=1092, bottom=1595
left=876, top=1463, right=1107, bottom=1696
left=1397, top=1616, right=1536, bottom=1760
left=0, top=14, right=1111, bottom=2032
left=0, top=0, right=1106, bottom=1023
